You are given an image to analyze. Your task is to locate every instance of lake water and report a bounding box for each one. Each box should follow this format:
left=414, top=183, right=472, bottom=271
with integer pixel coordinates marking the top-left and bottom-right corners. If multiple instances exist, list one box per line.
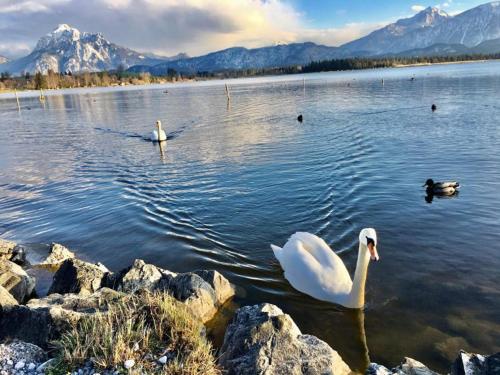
left=1, top=61, right=500, bottom=373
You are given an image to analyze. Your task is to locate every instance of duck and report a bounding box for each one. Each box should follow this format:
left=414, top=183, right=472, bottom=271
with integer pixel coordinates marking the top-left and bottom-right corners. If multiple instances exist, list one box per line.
left=423, top=179, right=459, bottom=195
left=271, top=228, right=379, bottom=309
left=431, top=104, right=437, bottom=112
left=151, top=120, right=167, bottom=142
left=297, top=114, right=303, bottom=122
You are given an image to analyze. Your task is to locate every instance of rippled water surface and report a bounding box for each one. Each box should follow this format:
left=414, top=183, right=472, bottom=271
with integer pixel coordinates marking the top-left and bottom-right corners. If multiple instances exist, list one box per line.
left=2, top=62, right=500, bottom=373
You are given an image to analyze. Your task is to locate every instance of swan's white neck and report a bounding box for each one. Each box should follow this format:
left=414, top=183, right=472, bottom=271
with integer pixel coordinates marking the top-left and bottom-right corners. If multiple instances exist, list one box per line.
left=348, top=242, right=370, bottom=308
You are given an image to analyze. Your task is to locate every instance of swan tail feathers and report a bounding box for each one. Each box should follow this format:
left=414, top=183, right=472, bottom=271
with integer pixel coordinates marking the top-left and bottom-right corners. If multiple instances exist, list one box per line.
left=271, top=244, right=283, bottom=262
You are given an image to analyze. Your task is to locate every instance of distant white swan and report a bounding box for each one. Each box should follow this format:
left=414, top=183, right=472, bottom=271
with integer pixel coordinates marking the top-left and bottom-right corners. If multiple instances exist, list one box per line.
left=271, top=228, right=379, bottom=309
left=151, top=120, right=167, bottom=142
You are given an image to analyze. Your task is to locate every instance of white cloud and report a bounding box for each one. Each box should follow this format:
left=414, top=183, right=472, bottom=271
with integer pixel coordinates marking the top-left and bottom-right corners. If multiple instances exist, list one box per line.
left=411, top=5, right=426, bottom=12
left=0, top=0, right=70, bottom=14
left=299, top=22, right=387, bottom=47
left=0, top=0, right=393, bottom=58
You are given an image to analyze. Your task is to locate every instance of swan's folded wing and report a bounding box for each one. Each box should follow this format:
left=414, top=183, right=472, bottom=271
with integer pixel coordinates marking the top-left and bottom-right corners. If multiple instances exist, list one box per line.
left=289, top=232, right=351, bottom=276
left=280, top=239, right=352, bottom=298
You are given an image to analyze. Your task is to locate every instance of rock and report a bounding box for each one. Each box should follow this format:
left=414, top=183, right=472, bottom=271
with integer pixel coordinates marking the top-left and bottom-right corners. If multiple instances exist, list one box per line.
left=0, top=239, right=16, bottom=260
left=27, top=362, right=36, bottom=370
left=0, top=341, right=46, bottom=369
left=451, top=350, right=500, bottom=375
left=367, top=357, right=439, bottom=375
left=108, top=259, right=176, bottom=292
left=10, top=246, right=27, bottom=266
left=159, top=271, right=234, bottom=323
left=159, top=356, right=168, bottom=364
left=219, top=303, right=351, bottom=375
left=48, top=258, right=110, bottom=295
left=0, top=259, right=35, bottom=303
left=40, top=243, right=75, bottom=267
left=106, top=259, right=234, bottom=323
left=193, top=270, right=235, bottom=305
left=14, top=361, right=25, bottom=370
left=0, top=285, right=18, bottom=307
left=0, top=288, right=124, bottom=348
left=124, top=359, right=135, bottom=369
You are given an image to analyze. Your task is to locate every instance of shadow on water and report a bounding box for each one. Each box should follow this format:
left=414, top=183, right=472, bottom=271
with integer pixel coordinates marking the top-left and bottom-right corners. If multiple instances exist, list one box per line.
left=425, top=191, right=460, bottom=204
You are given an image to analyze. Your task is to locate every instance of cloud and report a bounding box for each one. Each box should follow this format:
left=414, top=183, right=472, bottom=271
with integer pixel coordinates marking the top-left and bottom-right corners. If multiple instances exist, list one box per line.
left=411, top=5, right=426, bottom=12
left=0, top=0, right=390, bottom=59
left=0, top=0, right=70, bottom=14
left=299, top=22, right=387, bottom=47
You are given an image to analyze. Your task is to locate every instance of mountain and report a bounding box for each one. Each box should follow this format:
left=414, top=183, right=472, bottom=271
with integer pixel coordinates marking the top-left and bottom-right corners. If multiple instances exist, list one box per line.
left=129, top=42, right=363, bottom=75
left=342, top=2, right=500, bottom=55
left=0, top=56, right=8, bottom=64
left=0, top=24, right=171, bottom=75
left=392, top=38, right=500, bottom=57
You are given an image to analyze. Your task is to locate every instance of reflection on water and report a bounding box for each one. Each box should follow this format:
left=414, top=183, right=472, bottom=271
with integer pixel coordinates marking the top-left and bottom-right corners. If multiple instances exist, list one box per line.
left=2, top=62, right=500, bottom=373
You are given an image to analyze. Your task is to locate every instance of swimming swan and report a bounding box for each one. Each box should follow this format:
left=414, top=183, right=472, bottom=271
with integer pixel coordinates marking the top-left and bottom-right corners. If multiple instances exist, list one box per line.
left=151, top=120, right=167, bottom=142
left=271, top=229, right=379, bottom=309
left=423, top=179, right=459, bottom=195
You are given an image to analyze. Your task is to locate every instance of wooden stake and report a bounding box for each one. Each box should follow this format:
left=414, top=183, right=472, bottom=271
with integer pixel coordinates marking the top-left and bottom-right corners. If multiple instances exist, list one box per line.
left=14, top=89, right=21, bottom=112
left=225, top=83, right=230, bottom=101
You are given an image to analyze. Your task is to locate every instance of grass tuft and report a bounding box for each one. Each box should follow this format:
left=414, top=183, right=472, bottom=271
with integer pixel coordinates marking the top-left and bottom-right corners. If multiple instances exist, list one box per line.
left=49, top=291, right=220, bottom=375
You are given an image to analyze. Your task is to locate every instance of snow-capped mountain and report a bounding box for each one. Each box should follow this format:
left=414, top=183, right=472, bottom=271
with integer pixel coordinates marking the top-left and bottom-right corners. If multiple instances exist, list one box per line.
left=0, top=56, right=8, bottom=64
left=1, top=24, right=170, bottom=75
left=342, top=2, right=500, bottom=55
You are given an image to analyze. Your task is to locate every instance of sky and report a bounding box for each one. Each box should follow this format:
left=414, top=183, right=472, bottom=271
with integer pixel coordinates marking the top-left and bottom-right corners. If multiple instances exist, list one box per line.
left=0, top=0, right=490, bottom=59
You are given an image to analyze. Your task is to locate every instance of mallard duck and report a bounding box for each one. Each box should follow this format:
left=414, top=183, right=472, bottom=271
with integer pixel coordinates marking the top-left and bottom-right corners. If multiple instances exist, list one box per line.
left=423, top=179, right=459, bottom=195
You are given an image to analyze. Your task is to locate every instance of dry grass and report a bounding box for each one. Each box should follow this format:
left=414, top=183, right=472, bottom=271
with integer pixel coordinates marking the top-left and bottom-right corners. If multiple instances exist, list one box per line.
left=49, top=291, right=220, bottom=375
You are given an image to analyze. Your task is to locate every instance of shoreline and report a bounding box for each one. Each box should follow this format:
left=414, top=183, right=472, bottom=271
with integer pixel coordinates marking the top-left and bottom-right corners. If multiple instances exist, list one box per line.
left=2, top=237, right=499, bottom=375
left=1, top=58, right=499, bottom=98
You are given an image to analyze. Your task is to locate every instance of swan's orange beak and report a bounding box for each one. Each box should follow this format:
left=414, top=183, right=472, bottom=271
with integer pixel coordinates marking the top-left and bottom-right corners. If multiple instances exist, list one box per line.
left=368, top=242, right=379, bottom=261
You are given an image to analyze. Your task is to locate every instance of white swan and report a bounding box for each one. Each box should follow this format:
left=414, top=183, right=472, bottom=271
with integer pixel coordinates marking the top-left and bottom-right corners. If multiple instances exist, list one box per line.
left=271, top=228, right=379, bottom=309
left=151, top=120, right=167, bottom=142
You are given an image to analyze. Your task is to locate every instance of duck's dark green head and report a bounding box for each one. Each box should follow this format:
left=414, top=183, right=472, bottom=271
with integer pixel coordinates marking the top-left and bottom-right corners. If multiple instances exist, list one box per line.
left=423, top=179, right=434, bottom=187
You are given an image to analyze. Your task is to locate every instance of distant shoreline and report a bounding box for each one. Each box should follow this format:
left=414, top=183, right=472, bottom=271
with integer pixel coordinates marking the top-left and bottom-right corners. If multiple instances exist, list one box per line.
left=394, top=58, right=497, bottom=68
left=1, top=58, right=499, bottom=98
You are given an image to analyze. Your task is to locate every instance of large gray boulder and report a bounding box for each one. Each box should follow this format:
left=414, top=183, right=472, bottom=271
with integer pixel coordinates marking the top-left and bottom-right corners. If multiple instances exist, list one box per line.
left=451, top=351, right=500, bottom=375
left=39, top=242, right=75, bottom=268
left=0, top=259, right=35, bottom=303
left=107, top=259, right=176, bottom=292
left=0, top=285, right=18, bottom=307
left=0, top=239, right=16, bottom=261
left=0, top=288, right=123, bottom=348
left=219, top=303, right=351, bottom=375
left=367, top=358, right=439, bottom=375
left=158, top=270, right=235, bottom=323
left=48, top=258, right=110, bottom=295
left=107, top=259, right=235, bottom=323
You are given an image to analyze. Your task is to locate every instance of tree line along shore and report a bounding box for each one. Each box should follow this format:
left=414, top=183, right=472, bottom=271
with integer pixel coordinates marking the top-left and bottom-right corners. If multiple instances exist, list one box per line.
left=1, top=52, right=500, bottom=92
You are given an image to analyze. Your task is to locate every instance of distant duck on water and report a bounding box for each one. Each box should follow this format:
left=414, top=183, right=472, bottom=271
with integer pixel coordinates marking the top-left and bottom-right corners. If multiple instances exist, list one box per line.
left=423, top=179, right=460, bottom=195
left=151, top=120, right=167, bottom=142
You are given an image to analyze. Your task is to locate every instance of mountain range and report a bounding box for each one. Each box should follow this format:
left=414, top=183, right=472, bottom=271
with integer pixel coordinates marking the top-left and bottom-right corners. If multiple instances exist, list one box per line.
left=2, top=1, right=500, bottom=76
left=0, top=24, right=179, bottom=75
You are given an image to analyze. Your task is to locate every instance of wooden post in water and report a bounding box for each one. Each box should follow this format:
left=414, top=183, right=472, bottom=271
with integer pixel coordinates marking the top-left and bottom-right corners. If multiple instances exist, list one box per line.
left=225, top=83, right=231, bottom=102
left=14, top=89, right=21, bottom=112
left=39, top=88, right=45, bottom=101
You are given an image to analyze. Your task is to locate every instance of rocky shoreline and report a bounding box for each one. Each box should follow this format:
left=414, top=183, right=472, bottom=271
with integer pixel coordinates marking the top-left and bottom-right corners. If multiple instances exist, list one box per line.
left=1, top=238, right=499, bottom=375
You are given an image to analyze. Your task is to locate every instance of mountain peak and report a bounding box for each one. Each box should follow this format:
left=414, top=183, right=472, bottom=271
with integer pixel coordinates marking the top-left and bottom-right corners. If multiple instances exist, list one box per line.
left=52, top=24, right=76, bottom=33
